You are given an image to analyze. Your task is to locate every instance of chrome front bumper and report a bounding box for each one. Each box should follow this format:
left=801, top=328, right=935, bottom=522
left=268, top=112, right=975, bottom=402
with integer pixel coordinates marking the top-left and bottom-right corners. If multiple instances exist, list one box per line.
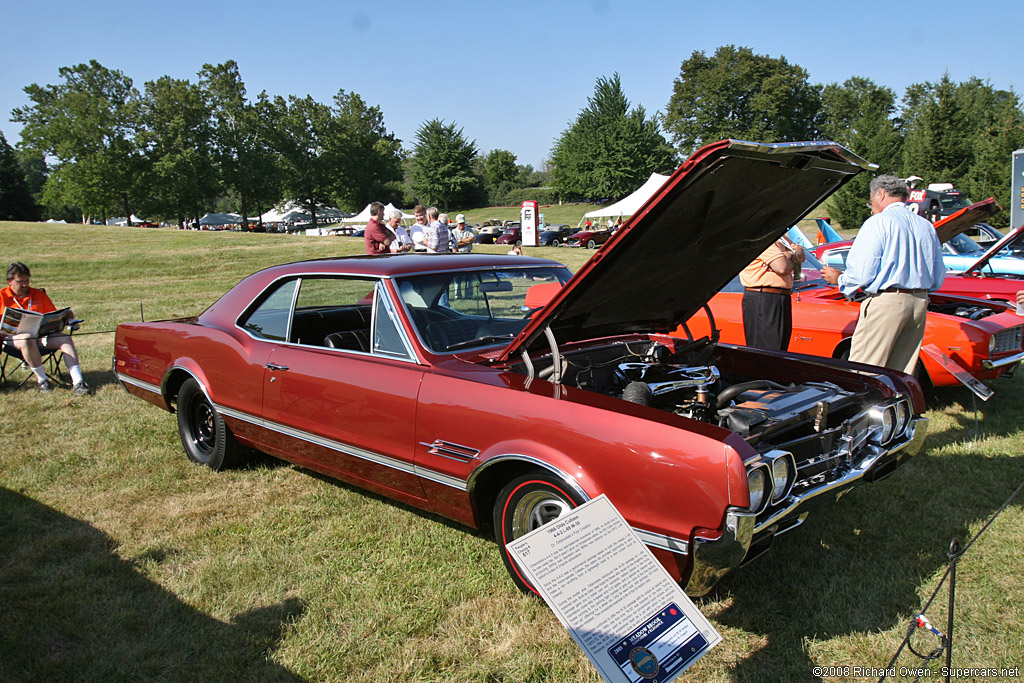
left=684, top=416, right=929, bottom=596
left=982, top=350, right=1024, bottom=370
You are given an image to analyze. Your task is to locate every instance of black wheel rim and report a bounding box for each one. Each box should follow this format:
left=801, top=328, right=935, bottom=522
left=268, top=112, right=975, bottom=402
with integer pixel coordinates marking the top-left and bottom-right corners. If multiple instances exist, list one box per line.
left=192, top=401, right=216, bottom=455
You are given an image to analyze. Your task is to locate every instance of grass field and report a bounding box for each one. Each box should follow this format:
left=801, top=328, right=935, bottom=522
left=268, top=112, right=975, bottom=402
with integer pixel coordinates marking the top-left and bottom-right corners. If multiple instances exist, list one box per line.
left=1, top=220, right=1022, bottom=682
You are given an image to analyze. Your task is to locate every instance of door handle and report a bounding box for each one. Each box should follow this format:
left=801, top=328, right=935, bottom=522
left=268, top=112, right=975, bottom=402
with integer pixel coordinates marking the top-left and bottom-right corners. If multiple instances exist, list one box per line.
left=265, top=363, right=289, bottom=371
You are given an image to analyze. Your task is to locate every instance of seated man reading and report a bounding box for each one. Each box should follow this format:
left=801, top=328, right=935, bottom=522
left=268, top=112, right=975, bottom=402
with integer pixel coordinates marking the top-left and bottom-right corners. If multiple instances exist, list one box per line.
left=1, top=262, right=91, bottom=394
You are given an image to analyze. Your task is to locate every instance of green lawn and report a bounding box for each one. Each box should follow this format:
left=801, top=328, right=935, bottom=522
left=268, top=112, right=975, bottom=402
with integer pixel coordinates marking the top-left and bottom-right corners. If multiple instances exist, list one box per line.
left=1, top=220, right=1021, bottom=682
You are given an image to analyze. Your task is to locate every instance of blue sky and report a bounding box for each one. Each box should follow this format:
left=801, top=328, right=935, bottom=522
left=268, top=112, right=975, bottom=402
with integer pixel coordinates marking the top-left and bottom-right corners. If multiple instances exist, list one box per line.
left=1, top=0, right=1019, bottom=169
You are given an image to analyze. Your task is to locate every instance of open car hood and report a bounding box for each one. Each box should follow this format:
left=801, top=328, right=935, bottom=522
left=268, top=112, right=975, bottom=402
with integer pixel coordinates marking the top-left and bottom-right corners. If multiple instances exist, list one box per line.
left=932, top=197, right=1001, bottom=243
left=496, top=140, right=875, bottom=362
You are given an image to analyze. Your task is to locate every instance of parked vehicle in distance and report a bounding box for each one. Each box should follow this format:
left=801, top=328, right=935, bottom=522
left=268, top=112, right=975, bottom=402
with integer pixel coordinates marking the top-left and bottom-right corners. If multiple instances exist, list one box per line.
left=907, top=183, right=971, bottom=223
left=537, top=224, right=577, bottom=246
left=495, top=225, right=523, bottom=246
left=114, top=140, right=928, bottom=597
left=476, top=221, right=515, bottom=244
left=564, top=227, right=615, bottom=249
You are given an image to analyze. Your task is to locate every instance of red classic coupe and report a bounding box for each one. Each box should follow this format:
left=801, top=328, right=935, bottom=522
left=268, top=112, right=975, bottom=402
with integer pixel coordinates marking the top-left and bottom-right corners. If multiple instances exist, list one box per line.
left=114, top=140, right=928, bottom=596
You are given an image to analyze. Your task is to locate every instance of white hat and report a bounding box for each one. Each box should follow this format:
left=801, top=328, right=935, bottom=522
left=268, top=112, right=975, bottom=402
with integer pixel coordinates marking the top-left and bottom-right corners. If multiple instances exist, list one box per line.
left=456, top=214, right=466, bottom=224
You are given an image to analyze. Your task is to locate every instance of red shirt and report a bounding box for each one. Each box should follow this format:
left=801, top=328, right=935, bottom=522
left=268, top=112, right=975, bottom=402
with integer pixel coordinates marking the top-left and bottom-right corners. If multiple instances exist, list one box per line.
left=1, top=285, right=56, bottom=317
left=364, top=218, right=391, bottom=255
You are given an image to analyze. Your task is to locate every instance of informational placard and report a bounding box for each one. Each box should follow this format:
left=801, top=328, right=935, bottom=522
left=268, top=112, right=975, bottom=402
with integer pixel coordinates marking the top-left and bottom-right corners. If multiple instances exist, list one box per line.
left=920, top=344, right=993, bottom=400
left=505, top=495, right=720, bottom=683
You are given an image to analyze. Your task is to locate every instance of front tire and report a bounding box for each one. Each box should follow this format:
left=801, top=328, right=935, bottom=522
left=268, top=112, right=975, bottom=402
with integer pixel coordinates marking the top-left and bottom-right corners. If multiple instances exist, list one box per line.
left=494, top=472, right=585, bottom=594
left=550, top=239, right=560, bottom=247
left=176, top=377, right=245, bottom=470
left=586, top=239, right=596, bottom=249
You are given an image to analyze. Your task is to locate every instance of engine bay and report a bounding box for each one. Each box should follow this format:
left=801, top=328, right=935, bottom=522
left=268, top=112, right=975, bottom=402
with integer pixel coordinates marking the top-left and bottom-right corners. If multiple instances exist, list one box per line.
left=513, top=336, right=869, bottom=446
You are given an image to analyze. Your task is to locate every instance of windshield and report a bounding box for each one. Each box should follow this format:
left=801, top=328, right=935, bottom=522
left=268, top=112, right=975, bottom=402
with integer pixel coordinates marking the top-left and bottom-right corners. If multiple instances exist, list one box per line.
left=395, top=266, right=573, bottom=353
left=946, top=233, right=984, bottom=255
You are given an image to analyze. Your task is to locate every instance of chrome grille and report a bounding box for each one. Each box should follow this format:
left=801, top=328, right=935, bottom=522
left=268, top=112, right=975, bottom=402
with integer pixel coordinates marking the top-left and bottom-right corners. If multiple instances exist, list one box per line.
left=993, top=326, right=1023, bottom=355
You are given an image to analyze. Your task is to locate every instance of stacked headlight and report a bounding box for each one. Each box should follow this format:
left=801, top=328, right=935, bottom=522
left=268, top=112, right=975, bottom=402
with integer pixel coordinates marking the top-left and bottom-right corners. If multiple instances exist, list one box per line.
left=894, top=398, right=911, bottom=436
left=868, top=404, right=897, bottom=445
left=762, top=450, right=797, bottom=504
left=746, top=464, right=771, bottom=514
left=869, top=400, right=912, bottom=445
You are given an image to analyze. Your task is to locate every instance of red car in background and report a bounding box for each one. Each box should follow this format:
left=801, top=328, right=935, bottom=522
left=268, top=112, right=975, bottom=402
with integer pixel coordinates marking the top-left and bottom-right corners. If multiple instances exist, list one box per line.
left=564, top=226, right=616, bottom=249
left=495, top=225, right=522, bottom=246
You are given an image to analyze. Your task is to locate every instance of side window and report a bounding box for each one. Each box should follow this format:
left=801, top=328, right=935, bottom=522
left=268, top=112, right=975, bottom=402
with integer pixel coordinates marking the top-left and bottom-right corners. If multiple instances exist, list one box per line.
left=290, top=276, right=376, bottom=349
left=372, top=283, right=409, bottom=357
left=239, top=279, right=298, bottom=341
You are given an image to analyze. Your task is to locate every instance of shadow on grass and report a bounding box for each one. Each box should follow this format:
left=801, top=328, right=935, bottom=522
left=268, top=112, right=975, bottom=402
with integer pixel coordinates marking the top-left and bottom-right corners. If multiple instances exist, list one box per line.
left=0, top=488, right=303, bottom=682
left=703, top=446, right=1024, bottom=681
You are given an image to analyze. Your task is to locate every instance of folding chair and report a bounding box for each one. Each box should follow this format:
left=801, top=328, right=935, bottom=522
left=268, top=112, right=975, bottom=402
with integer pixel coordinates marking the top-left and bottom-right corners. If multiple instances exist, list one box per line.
left=0, top=337, right=70, bottom=390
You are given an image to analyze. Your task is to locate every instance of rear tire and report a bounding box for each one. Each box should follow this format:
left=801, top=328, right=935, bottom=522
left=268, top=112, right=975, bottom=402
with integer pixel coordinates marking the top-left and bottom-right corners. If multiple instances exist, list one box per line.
left=493, top=472, right=585, bottom=594
left=176, top=378, right=245, bottom=470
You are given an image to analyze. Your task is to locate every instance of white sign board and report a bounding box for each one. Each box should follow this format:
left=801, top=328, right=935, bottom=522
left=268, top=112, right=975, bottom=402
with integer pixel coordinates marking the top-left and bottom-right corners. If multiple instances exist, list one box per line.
left=505, top=495, right=721, bottom=682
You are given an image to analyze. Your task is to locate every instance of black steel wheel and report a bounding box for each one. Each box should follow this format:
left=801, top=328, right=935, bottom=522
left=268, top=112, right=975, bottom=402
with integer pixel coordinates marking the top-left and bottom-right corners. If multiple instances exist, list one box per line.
left=493, top=472, right=585, bottom=594
left=176, top=377, right=245, bottom=470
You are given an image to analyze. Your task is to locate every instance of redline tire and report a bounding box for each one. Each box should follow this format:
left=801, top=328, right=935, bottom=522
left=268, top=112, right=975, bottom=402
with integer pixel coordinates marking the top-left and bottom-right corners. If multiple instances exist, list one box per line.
left=494, top=472, right=585, bottom=594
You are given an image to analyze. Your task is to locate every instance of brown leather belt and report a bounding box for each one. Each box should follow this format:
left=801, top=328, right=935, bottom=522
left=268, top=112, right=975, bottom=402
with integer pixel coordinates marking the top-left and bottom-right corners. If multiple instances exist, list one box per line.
left=745, top=286, right=791, bottom=295
left=879, top=287, right=927, bottom=294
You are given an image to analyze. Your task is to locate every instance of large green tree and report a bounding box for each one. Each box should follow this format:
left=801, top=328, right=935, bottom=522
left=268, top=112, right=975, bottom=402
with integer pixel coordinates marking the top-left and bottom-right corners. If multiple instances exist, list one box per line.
left=262, top=94, right=342, bottom=229
left=140, top=76, right=219, bottom=228
left=900, top=74, right=972, bottom=185
left=480, top=149, right=521, bottom=205
left=819, top=77, right=902, bottom=228
left=550, top=74, right=676, bottom=201
left=899, top=75, right=1024, bottom=227
left=199, top=61, right=283, bottom=229
left=13, top=60, right=144, bottom=223
left=0, top=131, right=39, bottom=221
left=662, top=46, right=821, bottom=155
left=330, top=90, right=403, bottom=210
left=407, top=119, right=479, bottom=211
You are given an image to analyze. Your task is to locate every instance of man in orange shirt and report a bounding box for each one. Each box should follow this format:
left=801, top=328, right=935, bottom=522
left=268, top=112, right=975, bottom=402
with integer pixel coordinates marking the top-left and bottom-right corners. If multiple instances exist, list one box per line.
left=1, top=262, right=91, bottom=394
left=739, top=237, right=804, bottom=351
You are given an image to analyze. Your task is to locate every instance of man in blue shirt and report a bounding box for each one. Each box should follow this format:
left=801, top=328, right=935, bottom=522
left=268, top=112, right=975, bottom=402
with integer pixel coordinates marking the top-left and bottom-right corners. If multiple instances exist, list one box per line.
left=820, top=175, right=945, bottom=374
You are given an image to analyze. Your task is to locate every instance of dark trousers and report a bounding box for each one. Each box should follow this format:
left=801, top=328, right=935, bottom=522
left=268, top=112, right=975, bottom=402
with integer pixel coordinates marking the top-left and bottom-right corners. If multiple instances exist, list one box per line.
left=741, top=290, right=792, bottom=351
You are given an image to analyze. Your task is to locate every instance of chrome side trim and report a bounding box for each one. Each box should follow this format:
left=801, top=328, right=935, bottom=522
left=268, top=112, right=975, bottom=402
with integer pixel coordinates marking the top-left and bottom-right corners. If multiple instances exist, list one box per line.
left=116, top=372, right=161, bottom=395
left=420, top=440, right=481, bottom=462
left=982, top=350, right=1024, bottom=370
left=631, top=528, right=690, bottom=555
left=216, top=403, right=470, bottom=489
left=465, top=454, right=590, bottom=503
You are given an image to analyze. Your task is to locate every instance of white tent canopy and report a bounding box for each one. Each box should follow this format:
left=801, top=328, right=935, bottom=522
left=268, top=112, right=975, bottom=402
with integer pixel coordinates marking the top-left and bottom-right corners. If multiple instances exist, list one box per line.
left=341, top=203, right=413, bottom=223
left=107, top=214, right=150, bottom=226
left=581, top=173, right=670, bottom=224
left=260, top=201, right=351, bottom=224
left=199, top=212, right=242, bottom=226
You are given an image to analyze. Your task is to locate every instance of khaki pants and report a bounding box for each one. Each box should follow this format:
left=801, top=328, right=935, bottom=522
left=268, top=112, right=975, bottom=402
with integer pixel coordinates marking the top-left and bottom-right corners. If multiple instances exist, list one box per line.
left=849, top=291, right=929, bottom=374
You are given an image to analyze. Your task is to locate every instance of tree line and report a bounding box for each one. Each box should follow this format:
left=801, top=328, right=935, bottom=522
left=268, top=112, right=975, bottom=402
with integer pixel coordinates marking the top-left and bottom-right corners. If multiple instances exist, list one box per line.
left=2, top=46, right=1022, bottom=229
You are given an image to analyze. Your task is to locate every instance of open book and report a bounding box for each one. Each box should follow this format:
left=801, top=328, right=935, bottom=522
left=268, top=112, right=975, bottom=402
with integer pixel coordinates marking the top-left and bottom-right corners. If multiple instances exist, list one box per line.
left=1, top=307, right=72, bottom=338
